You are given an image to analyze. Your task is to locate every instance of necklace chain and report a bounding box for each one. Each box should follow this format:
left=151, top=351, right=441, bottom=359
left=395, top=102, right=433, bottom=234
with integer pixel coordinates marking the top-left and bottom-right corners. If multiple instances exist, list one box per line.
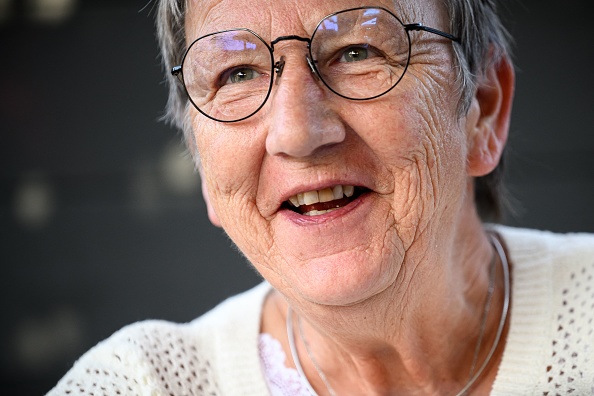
left=286, top=233, right=511, bottom=396
left=468, top=243, right=497, bottom=381
left=297, top=315, right=337, bottom=396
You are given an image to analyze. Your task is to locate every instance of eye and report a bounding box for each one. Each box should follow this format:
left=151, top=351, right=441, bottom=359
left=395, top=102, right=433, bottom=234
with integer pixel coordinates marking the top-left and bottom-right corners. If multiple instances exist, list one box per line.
left=339, top=45, right=375, bottom=62
left=225, top=67, right=261, bottom=84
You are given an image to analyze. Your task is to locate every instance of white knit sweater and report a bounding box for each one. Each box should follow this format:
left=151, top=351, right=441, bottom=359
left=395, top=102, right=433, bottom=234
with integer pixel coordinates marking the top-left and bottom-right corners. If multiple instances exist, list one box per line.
left=47, top=226, right=594, bottom=395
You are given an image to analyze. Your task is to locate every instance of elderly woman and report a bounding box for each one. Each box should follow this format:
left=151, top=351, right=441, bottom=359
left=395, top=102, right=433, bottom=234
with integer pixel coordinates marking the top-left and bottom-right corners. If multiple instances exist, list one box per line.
left=48, top=0, right=594, bottom=395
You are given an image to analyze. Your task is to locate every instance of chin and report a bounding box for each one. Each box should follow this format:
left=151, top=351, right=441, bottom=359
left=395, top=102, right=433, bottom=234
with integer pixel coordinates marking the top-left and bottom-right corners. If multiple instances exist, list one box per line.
left=277, top=252, right=399, bottom=308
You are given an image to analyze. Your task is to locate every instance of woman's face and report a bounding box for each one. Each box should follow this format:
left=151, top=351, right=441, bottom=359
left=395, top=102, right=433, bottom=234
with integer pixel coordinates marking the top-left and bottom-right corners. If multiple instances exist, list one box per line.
left=186, top=0, right=471, bottom=307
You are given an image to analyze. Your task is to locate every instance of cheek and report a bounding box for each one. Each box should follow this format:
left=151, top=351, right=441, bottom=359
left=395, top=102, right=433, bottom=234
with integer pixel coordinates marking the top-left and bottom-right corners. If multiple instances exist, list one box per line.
left=397, top=86, right=467, bottom=177
left=345, top=89, right=467, bottom=246
left=194, top=118, right=278, bottom=264
left=345, top=90, right=462, bottom=174
left=399, top=89, right=468, bottom=235
left=344, top=97, right=423, bottom=164
left=193, top=116, right=265, bottom=224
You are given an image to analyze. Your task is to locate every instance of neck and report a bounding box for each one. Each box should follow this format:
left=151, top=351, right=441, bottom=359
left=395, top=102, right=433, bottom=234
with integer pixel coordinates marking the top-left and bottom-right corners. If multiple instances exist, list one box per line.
left=269, top=212, right=509, bottom=395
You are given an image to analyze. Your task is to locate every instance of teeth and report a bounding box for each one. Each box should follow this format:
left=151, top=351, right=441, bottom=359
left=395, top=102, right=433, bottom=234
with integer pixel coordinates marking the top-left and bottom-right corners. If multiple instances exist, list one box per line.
left=318, top=188, right=334, bottom=203
left=332, top=185, right=343, bottom=200
left=286, top=185, right=357, bottom=209
left=303, top=190, right=319, bottom=205
left=304, top=208, right=340, bottom=216
left=344, top=185, right=354, bottom=197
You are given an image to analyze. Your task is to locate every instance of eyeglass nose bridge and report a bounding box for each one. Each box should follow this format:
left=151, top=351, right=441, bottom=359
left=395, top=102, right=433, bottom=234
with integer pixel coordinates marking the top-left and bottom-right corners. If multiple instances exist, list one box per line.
left=270, top=35, right=319, bottom=84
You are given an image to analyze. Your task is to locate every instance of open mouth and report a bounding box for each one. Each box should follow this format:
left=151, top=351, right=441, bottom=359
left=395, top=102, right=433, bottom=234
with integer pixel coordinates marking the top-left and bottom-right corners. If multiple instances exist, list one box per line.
left=282, top=185, right=368, bottom=216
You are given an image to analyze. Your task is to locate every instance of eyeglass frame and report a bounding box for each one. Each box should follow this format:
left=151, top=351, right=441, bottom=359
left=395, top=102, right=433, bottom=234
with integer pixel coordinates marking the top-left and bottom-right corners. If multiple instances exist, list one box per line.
left=171, top=6, right=461, bottom=123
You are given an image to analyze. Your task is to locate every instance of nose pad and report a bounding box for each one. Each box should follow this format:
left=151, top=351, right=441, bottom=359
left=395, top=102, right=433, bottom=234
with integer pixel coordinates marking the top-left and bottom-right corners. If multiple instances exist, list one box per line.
left=274, top=55, right=320, bottom=85
left=306, top=56, right=320, bottom=81
left=274, top=56, right=285, bottom=85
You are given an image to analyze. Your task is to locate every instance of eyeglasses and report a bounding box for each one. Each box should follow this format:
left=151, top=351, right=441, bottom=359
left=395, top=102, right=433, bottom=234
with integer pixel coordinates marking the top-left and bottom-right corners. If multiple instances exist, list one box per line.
left=172, top=6, right=460, bottom=123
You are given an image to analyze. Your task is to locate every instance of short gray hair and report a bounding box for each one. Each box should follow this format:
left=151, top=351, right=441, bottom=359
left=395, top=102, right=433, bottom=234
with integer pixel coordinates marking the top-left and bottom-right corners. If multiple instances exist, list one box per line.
left=155, top=0, right=513, bottom=221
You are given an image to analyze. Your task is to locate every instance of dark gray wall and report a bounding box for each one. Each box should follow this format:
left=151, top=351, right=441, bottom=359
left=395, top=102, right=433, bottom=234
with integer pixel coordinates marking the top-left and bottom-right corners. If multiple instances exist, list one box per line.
left=1, top=0, right=592, bottom=394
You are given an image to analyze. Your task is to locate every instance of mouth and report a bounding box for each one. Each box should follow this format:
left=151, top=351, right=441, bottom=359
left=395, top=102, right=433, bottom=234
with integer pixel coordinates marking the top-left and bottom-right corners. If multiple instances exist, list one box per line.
left=281, top=185, right=368, bottom=216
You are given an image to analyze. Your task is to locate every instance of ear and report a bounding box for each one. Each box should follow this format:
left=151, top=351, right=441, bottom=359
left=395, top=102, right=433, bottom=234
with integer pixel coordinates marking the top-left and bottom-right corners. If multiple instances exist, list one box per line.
left=466, top=54, right=515, bottom=177
left=199, top=168, right=222, bottom=228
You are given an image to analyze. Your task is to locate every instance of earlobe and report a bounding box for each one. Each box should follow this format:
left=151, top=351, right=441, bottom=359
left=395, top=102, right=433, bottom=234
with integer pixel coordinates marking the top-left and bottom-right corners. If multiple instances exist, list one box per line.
left=466, top=54, right=515, bottom=177
left=200, top=171, right=222, bottom=228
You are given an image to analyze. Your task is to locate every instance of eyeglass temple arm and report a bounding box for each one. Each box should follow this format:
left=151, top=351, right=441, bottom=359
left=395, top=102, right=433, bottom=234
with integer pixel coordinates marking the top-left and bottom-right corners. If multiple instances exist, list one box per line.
left=171, top=65, right=182, bottom=76
left=405, top=23, right=460, bottom=43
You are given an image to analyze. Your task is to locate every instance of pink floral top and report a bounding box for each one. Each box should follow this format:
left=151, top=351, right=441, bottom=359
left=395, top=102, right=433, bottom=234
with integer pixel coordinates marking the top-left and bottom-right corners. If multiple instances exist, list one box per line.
left=259, top=333, right=314, bottom=395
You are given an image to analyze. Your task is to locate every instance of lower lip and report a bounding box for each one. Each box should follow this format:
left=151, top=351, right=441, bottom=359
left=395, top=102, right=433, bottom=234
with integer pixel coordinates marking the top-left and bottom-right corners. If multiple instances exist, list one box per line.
left=278, top=192, right=370, bottom=226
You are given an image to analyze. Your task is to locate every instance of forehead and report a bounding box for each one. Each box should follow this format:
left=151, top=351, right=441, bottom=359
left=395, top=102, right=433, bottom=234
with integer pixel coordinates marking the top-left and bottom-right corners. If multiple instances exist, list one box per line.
left=185, top=0, right=443, bottom=43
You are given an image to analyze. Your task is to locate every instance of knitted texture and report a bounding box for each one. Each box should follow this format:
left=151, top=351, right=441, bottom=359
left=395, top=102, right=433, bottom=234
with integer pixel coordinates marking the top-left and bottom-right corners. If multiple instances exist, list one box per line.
left=47, top=227, right=594, bottom=395
left=545, top=261, right=594, bottom=395
left=49, top=321, right=220, bottom=396
left=491, top=226, right=594, bottom=395
left=47, top=283, right=271, bottom=396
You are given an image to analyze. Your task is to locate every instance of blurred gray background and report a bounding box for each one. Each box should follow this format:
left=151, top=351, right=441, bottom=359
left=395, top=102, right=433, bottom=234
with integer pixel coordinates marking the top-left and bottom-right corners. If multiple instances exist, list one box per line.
left=1, top=0, right=592, bottom=394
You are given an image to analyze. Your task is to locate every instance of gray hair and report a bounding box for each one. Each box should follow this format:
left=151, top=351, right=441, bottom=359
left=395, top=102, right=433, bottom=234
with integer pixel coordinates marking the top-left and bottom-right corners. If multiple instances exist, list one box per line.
left=155, top=0, right=513, bottom=221
left=445, top=0, right=513, bottom=221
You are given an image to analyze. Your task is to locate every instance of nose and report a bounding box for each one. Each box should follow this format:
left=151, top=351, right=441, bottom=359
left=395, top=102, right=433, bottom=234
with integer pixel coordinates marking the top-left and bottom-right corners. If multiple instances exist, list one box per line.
left=265, top=53, right=346, bottom=158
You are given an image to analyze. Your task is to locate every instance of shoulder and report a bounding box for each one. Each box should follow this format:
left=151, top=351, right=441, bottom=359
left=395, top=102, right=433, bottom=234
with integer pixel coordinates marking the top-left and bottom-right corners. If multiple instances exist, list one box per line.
left=494, top=225, right=594, bottom=314
left=47, top=319, right=216, bottom=395
left=192, top=280, right=271, bottom=329
left=492, top=225, right=594, bottom=270
left=47, top=282, right=272, bottom=395
left=491, top=226, right=594, bottom=395
left=492, top=224, right=594, bottom=247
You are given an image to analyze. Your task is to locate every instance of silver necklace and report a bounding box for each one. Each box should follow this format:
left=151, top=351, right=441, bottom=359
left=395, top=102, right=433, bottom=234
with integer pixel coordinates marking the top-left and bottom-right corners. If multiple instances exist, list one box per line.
left=286, top=234, right=510, bottom=396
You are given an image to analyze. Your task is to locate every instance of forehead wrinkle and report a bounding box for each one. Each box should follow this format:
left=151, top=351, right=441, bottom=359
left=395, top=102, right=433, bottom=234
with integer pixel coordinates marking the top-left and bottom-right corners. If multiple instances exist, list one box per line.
left=396, top=0, right=449, bottom=30
left=390, top=0, right=414, bottom=23
left=186, top=0, right=274, bottom=42
left=268, top=0, right=417, bottom=38
left=187, top=0, right=424, bottom=43
left=270, top=4, right=310, bottom=40
left=186, top=0, right=315, bottom=47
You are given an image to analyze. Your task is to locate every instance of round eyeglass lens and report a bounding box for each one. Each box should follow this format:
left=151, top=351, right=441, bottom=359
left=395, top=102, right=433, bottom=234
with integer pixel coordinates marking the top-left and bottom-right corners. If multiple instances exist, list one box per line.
left=181, top=29, right=274, bottom=122
left=309, top=7, right=411, bottom=100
